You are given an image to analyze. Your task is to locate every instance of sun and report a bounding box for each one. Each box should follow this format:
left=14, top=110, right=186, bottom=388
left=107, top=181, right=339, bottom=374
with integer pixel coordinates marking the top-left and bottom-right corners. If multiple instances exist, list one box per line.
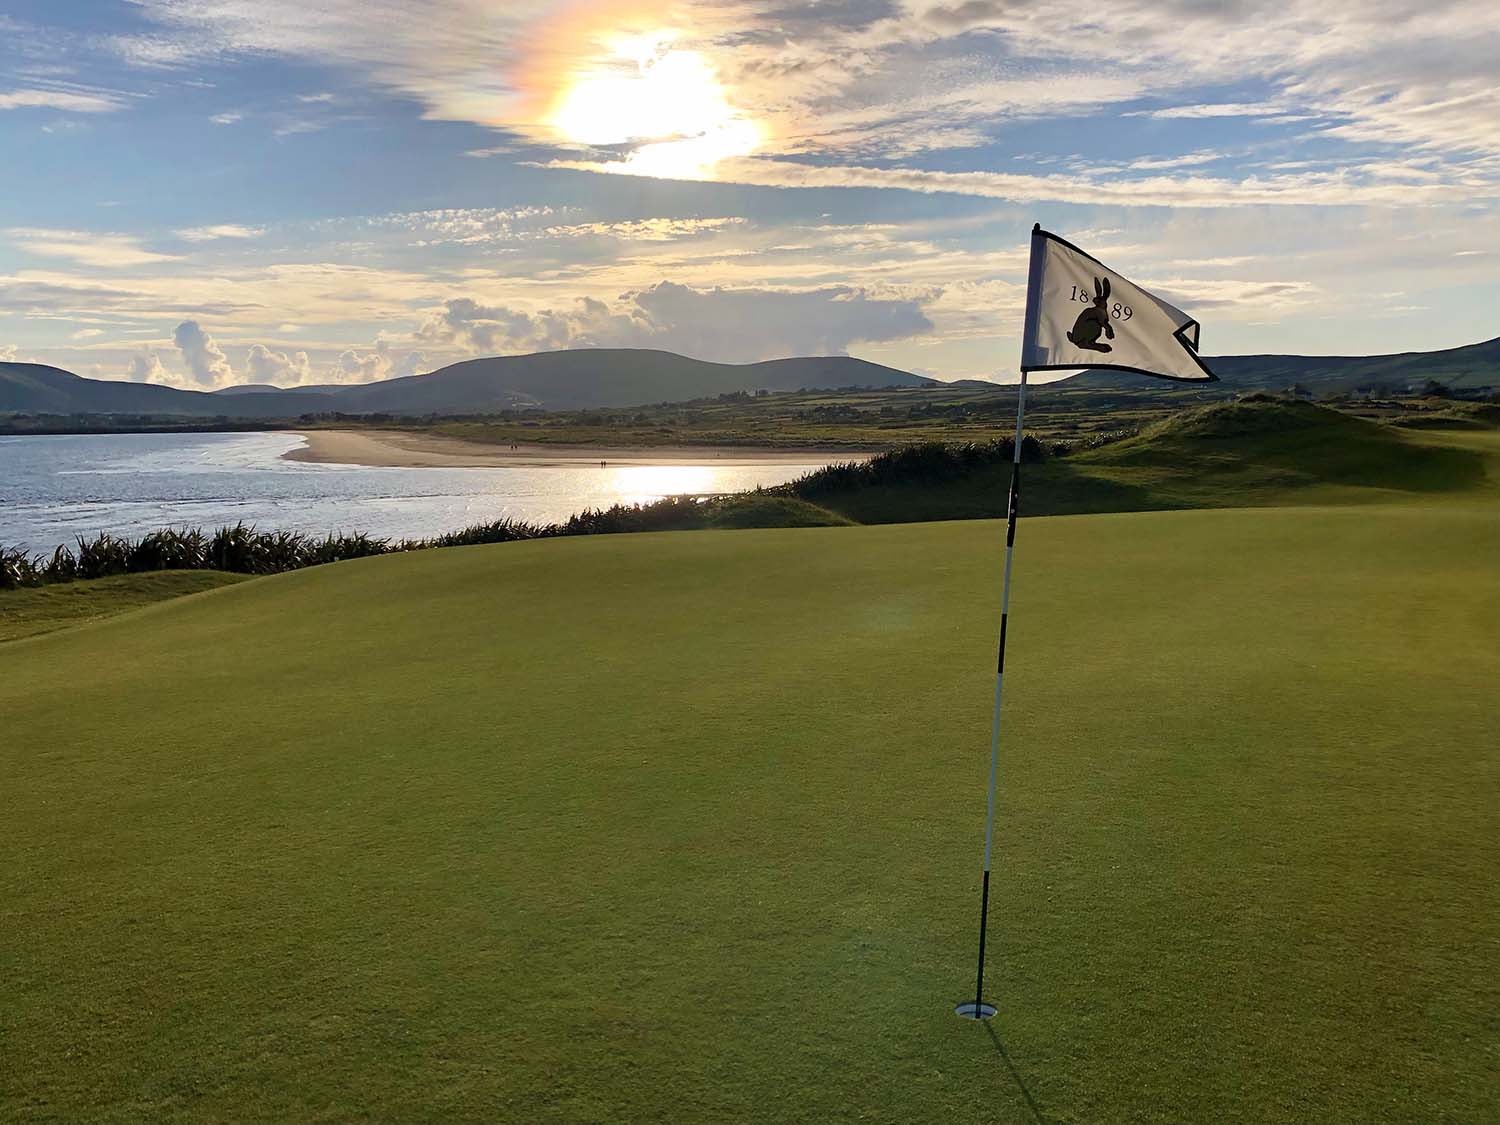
left=547, top=31, right=762, bottom=178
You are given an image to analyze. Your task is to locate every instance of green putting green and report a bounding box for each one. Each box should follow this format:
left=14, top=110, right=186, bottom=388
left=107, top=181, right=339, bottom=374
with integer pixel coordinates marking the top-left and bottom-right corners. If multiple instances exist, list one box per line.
left=3, top=503, right=1496, bottom=1122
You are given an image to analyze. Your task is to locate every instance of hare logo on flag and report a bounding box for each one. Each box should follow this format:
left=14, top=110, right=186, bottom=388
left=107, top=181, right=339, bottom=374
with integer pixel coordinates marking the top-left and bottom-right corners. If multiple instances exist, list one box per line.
left=1067, top=276, right=1115, bottom=353
left=1021, top=226, right=1217, bottom=382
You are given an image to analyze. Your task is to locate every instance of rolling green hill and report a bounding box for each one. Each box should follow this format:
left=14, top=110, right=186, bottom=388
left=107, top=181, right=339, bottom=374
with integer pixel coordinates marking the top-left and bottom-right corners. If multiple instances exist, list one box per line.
left=0, top=361, right=341, bottom=418
left=8, top=338, right=1497, bottom=424
left=790, top=399, right=1495, bottom=524
left=2, top=501, right=1495, bottom=1123
left=0, top=351, right=924, bottom=418
left=1058, top=335, right=1500, bottom=394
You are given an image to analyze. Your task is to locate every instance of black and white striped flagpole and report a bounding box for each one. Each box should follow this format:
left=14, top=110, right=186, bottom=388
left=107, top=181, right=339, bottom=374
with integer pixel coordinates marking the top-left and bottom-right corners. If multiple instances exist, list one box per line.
left=957, top=223, right=1041, bottom=1022
left=955, top=369, right=1028, bottom=1022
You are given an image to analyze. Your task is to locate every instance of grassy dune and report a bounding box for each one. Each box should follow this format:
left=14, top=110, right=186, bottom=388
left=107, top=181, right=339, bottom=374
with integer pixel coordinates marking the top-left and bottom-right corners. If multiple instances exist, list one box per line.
left=0, top=571, right=248, bottom=643
left=803, top=400, right=1497, bottom=523
left=3, top=502, right=1496, bottom=1123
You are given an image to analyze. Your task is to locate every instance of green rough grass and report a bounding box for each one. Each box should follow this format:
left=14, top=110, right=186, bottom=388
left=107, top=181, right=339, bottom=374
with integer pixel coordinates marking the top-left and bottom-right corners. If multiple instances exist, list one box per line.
left=3, top=504, right=1496, bottom=1124
left=0, top=570, right=248, bottom=643
left=811, top=400, right=1494, bottom=524
left=1388, top=402, right=1500, bottom=430
left=704, top=493, right=852, bottom=529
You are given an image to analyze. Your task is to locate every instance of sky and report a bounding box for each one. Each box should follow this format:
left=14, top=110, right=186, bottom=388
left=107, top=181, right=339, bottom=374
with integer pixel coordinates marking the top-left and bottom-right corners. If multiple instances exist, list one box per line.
left=0, top=0, right=1496, bottom=388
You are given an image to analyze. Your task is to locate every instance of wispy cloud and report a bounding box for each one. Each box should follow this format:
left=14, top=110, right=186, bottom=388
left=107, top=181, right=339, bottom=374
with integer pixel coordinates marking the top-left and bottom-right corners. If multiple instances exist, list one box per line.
left=1125, top=102, right=1289, bottom=120
left=175, top=224, right=265, bottom=242
left=540, top=217, right=746, bottom=242
left=540, top=156, right=1497, bottom=208
left=0, top=88, right=125, bottom=113
left=6, top=228, right=182, bottom=268
left=5, top=1, right=1497, bottom=383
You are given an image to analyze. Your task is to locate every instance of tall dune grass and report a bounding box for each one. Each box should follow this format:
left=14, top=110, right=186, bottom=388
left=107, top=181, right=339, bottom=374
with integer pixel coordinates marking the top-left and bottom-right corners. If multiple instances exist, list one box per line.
left=781, top=434, right=1052, bottom=497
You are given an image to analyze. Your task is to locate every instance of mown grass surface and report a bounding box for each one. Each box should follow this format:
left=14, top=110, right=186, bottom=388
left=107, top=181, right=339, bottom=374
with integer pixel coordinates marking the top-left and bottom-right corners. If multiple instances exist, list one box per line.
left=0, top=570, right=247, bottom=643
left=3, top=503, right=1496, bottom=1123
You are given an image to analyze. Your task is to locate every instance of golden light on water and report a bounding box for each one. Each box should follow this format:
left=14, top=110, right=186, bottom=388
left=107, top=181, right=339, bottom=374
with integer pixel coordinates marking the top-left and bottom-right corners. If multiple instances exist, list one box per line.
left=609, top=463, right=717, bottom=502
left=547, top=30, right=762, bottom=178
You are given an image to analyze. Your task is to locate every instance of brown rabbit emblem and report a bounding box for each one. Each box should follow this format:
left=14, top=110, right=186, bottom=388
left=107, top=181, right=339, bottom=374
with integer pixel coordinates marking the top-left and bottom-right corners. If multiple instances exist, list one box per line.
left=1067, top=276, right=1115, bottom=353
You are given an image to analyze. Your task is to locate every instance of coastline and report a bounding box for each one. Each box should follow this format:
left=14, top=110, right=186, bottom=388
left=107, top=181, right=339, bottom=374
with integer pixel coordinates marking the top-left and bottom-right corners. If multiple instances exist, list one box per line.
left=284, top=429, right=871, bottom=468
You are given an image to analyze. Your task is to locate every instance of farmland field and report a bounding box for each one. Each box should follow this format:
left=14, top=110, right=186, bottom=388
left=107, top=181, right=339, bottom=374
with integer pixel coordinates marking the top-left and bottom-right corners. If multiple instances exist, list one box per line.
left=3, top=492, right=1496, bottom=1122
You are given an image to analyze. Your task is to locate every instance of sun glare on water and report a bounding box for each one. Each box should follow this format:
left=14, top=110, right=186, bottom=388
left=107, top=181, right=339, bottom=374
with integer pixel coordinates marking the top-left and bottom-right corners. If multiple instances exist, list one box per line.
left=548, top=31, right=762, bottom=178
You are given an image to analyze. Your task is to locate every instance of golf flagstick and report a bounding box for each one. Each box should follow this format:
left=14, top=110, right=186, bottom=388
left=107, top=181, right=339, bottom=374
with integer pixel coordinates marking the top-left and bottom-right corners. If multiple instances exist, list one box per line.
left=957, top=223, right=1044, bottom=1022
left=956, top=223, right=1216, bottom=1021
left=955, top=368, right=1027, bottom=1022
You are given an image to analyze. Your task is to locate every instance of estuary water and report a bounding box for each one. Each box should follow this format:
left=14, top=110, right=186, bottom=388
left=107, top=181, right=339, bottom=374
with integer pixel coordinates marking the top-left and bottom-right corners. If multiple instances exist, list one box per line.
left=0, top=431, right=835, bottom=554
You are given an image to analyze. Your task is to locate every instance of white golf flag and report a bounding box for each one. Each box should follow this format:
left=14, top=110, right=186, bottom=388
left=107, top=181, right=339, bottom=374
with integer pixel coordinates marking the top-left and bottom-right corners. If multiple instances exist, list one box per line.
left=1020, top=227, right=1216, bottom=382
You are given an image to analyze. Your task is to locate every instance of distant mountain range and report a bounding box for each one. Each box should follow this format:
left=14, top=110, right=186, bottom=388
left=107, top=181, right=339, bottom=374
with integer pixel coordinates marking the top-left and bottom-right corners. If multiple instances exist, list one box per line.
left=1055, top=335, right=1500, bottom=393
left=2, top=337, right=1495, bottom=419
left=0, top=349, right=927, bottom=418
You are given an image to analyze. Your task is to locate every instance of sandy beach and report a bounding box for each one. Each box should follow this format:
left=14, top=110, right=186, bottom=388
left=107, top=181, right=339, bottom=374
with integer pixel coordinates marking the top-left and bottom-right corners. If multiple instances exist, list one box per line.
left=284, top=429, right=870, bottom=469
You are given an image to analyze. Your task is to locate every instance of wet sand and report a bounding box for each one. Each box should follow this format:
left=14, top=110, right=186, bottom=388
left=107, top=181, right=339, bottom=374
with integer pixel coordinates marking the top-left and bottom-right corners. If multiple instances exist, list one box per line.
left=284, top=429, right=870, bottom=468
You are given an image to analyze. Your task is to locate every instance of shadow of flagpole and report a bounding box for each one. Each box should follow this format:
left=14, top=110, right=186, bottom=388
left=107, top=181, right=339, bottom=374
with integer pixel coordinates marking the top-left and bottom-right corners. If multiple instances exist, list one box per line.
left=983, top=1023, right=1048, bottom=1125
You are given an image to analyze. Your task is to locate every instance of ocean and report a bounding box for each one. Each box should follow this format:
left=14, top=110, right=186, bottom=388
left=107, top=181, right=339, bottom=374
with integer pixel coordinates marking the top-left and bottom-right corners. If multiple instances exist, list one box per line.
left=0, top=431, right=836, bottom=554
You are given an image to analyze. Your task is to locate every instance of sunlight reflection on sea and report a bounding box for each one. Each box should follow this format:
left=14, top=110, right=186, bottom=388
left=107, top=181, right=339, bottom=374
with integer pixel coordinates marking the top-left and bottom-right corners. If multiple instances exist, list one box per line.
left=0, top=432, right=834, bottom=553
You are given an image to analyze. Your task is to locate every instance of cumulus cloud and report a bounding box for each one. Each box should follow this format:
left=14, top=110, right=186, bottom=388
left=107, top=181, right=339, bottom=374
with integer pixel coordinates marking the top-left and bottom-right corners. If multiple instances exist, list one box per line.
left=338, top=340, right=426, bottom=382
left=172, top=320, right=233, bottom=386
left=417, top=282, right=933, bottom=363
left=0, top=344, right=18, bottom=362
left=245, top=343, right=312, bottom=384
left=126, top=349, right=170, bottom=382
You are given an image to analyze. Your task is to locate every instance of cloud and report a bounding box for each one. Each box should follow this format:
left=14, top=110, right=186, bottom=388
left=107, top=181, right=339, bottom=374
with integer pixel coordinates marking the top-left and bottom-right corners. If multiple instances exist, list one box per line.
left=126, top=349, right=169, bottom=382
left=320, top=205, right=557, bottom=247
left=7, top=228, right=182, bottom=268
left=338, top=340, right=426, bottom=382
left=417, top=295, right=642, bottom=355
left=0, top=344, right=18, bottom=362
left=540, top=217, right=745, bottom=242
left=0, top=88, right=124, bottom=113
left=273, top=119, right=324, bottom=137
left=118, top=0, right=1500, bottom=174
left=172, top=320, right=233, bottom=386
left=71, top=327, right=105, bottom=340
left=417, top=282, right=934, bottom=363
left=245, top=343, right=312, bottom=384
left=1125, top=102, right=1288, bottom=120
left=209, top=111, right=243, bottom=125
left=540, top=155, right=1495, bottom=209
left=175, top=224, right=265, bottom=242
